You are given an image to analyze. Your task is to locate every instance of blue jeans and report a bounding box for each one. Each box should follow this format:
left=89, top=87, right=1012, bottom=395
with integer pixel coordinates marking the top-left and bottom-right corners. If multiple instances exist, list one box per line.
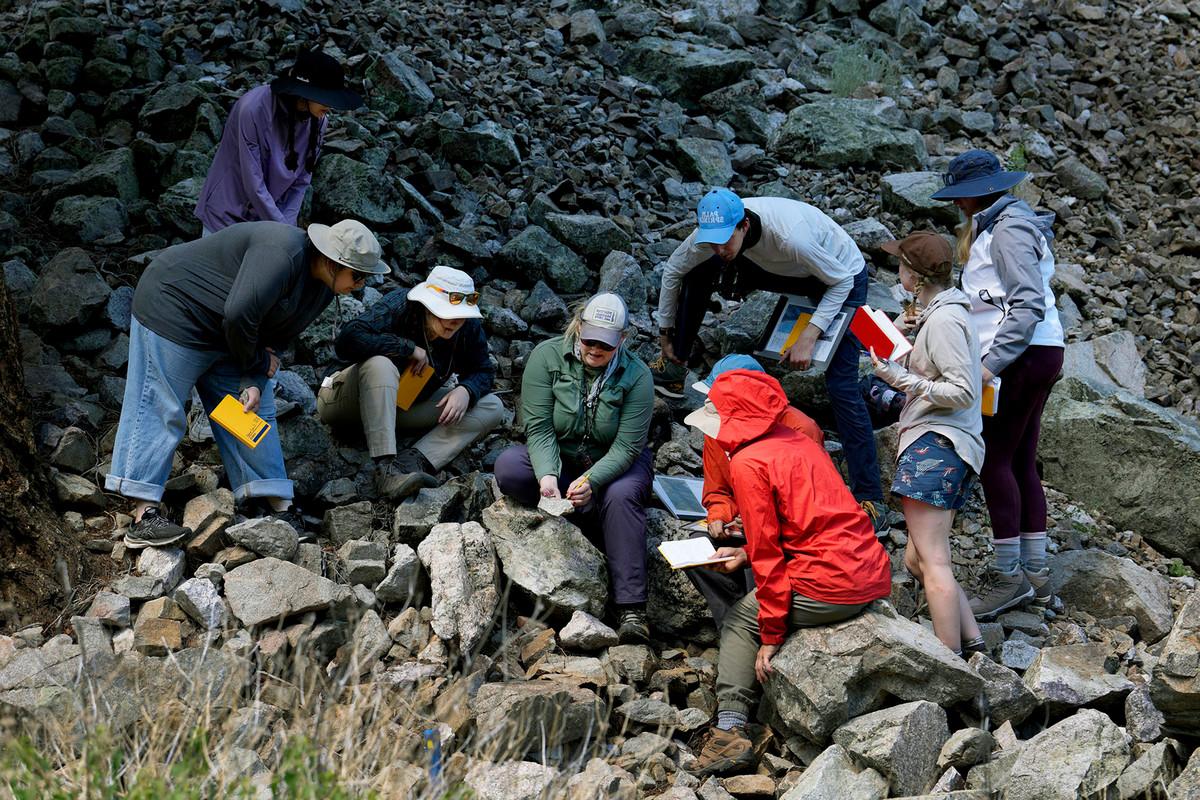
left=104, top=317, right=292, bottom=503
left=673, top=260, right=883, bottom=502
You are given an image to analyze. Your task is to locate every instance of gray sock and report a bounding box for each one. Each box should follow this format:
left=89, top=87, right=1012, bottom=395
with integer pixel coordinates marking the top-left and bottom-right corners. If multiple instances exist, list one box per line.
left=994, top=538, right=1021, bottom=575
left=716, top=710, right=748, bottom=731
left=1020, top=532, right=1048, bottom=572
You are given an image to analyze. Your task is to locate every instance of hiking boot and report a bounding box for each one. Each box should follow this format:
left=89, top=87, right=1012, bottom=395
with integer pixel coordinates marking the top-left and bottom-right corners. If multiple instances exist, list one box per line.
left=617, top=607, right=650, bottom=645
left=375, top=448, right=438, bottom=501
left=860, top=500, right=890, bottom=536
left=124, top=507, right=190, bottom=549
left=648, top=354, right=687, bottom=399
left=691, top=726, right=756, bottom=777
left=969, top=569, right=1035, bottom=620
left=1023, top=567, right=1054, bottom=607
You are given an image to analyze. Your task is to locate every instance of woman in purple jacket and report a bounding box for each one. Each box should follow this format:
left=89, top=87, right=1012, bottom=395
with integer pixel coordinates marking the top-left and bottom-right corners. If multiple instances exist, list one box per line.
left=194, top=50, right=362, bottom=235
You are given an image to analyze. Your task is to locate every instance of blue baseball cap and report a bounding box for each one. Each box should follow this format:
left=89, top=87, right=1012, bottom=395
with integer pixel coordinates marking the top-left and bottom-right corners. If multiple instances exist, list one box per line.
left=695, top=188, right=745, bottom=245
left=693, top=353, right=764, bottom=395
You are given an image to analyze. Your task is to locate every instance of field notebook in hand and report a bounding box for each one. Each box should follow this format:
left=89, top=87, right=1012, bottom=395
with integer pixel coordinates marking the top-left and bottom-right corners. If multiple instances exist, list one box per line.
left=210, top=394, right=271, bottom=449
left=850, top=305, right=913, bottom=361
left=657, top=537, right=736, bottom=570
left=396, top=362, right=435, bottom=411
left=755, top=294, right=852, bottom=373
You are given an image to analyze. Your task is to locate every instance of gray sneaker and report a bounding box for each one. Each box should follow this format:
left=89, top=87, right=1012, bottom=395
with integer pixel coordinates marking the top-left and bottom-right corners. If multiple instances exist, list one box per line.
left=1023, top=567, right=1053, bottom=606
left=969, top=569, right=1035, bottom=620
left=124, top=507, right=189, bottom=550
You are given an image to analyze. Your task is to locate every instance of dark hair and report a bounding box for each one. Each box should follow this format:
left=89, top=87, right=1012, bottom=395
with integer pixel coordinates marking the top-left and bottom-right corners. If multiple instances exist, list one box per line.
left=279, top=93, right=321, bottom=173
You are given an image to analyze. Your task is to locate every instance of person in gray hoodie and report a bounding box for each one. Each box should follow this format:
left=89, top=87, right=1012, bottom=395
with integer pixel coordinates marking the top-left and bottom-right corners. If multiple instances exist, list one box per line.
left=931, top=149, right=1065, bottom=619
left=870, top=231, right=987, bottom=658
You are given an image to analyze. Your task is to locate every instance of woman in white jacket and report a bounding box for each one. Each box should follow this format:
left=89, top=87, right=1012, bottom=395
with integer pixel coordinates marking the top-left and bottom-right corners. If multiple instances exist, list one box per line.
left=871, top=232, right=986, bottom=658
left=931, top=149, right=1065, bottom=620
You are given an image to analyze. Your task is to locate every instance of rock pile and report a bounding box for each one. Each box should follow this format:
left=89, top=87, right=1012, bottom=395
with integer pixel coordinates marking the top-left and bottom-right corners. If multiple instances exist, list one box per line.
left=3, top=0, right=1200, bottom=795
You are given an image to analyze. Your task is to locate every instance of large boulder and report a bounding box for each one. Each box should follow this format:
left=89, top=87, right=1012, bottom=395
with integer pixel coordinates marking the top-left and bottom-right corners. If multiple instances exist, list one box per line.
left=366, top=53, right=435, bottom=117
left=470, top=679, right=603, bottom=756
left=1021, top=644, right=1134, bottom=711
left=311, top=154, right=406, bottom=227
left=779, top=743, right=888, bottom=800
left=1061, top=331, right=1147, bottom=398
left=620, top=37, right=755, bottom=106
left=598, top=251, right=649, bottom=314
left=51, top=195, right=127, bottom=243
left=762, top=603, right=982, bottom=743
left=675, top=137, right=734, bottom=187
left=832, top=701, right=949, bottom=796
left=1005, top=709, right=1130, bottom=800
left=224, top=557, right=352, bottom=627
left=1039, top=379, right=1200, bottom=568
left=543, top=213, right=632, bottom=261
left=416, top=522, right=500, bottom=653
left=138, top=83, right=206, bottom=140
left=158, top=178, right=203, bottom=236
left=438, top=121, right=521, bottom=169
left=1151, top=590, right=1200, bottom=735
left=30, top=248, right=112, bottom=329
left=1046, top=549, right=1173, bottom=642
left=481, top=498, right=608, bottom=618
left=771, top=98, right=927, bottom=170
left=880, top=172, right=959, bottom=226
left=60, top=147, right=139, bottom=202
left=464, top=759, right=561, bottom=800
left=967, top=652, right=1037, bottom=726
left=498, top=225, right=588, bottom=292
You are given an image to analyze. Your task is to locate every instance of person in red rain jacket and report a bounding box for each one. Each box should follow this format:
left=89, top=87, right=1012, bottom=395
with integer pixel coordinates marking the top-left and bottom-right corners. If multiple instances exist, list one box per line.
left=684, top=369, right=892, bottom=777
left=686, top=354, right=828, bottom=629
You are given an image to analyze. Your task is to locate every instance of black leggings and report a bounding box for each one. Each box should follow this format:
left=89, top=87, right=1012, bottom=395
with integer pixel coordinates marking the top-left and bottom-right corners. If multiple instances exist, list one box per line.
left=980, top=345, right=1064, bottom=540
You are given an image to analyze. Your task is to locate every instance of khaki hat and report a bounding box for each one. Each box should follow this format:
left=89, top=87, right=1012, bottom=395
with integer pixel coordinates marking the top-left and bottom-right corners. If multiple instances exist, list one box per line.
left=684, top=398, right=722, bottom=439
left=880, top=231, right=953, bottom=276
left=307, top=220, right=389, bottom=275
left=579, top=292, right=628, bottom=347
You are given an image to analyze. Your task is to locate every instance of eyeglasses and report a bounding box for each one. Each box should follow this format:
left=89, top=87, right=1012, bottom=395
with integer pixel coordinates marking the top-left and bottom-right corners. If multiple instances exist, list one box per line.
left=580, top=338, right=616, bottom=352
left=428, top=285, right=480, bottom=306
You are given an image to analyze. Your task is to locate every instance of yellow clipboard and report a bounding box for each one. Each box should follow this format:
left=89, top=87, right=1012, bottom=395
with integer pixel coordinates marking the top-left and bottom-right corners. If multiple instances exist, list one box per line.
left=779, top=311, right=814, bottom=355
left=396, top=363, right=435, bottom=411
left=210, top=394, right=271, bottom=449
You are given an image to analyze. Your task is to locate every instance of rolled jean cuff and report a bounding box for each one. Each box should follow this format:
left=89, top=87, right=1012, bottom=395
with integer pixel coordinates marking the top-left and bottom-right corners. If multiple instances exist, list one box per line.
left=715, top=698, right=754, bottom=717
left=104, top=474, right=165, bottom=503
left=233, top=479, right=294, bottom=503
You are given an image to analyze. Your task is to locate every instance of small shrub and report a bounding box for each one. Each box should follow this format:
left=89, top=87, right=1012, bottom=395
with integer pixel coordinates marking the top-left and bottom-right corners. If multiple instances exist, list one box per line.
left=828, top=44, right=901, bottom=98
left=1007, top=142, right=1029, bottom=172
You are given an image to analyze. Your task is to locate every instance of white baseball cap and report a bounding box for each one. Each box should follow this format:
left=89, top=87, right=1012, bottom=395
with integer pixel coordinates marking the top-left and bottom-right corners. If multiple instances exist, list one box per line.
left=579, top=292, right=628, bottom=347
left=407, top=265, right=483, bottom=319
left=307, top=219, right=389, bottom=275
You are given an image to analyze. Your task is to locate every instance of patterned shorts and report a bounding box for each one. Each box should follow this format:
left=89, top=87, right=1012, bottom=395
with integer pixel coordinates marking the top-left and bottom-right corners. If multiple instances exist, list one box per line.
left=891, top=432, right=976, bottom=510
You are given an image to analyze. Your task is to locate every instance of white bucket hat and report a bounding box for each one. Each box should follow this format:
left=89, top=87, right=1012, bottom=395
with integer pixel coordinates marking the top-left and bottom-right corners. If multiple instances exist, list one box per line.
left=307, top=220, right=389, bottom=275
left=407, top=265, right=483, bottom=319
left=579, top=292, right=628, bottom=347
left=684, top=399, right=722, bottom=440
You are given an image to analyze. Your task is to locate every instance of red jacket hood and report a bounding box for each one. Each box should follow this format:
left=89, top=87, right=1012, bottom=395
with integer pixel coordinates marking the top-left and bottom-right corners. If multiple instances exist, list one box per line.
left=709, top=370, right=789, bottom=451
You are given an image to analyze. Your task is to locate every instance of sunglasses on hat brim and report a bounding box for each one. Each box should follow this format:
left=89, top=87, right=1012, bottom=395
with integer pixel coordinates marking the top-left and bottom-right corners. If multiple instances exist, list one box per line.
left=428, top=285, right=480, bottom=306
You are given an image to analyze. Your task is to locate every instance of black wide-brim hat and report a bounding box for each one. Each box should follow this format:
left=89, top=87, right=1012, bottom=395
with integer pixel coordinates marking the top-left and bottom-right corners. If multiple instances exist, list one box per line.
left=270, top=50, right=363, bottom=111
left=930, top=148, right=1027, bottom=200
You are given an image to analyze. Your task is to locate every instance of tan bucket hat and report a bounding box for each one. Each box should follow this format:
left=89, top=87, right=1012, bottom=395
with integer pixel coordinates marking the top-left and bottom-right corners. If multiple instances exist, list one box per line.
left=307, top=220, right=389, bottom=275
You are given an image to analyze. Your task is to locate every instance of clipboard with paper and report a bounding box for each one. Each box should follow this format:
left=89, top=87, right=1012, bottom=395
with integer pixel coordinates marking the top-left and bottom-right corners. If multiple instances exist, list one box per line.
left=754, top=294, right=851, bottom=373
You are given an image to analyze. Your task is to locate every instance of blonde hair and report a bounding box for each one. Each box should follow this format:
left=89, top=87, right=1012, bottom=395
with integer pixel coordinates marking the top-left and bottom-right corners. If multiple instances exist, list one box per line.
left=954, top=218, right=974, bottom=269
left=564, top=301, right=586, bottom=343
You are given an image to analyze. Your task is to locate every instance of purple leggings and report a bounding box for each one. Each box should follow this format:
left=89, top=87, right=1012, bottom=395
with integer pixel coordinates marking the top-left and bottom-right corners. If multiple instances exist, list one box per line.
left=981, top=345, right=1064, bottom=540
left=494, top=445, right=652, bottom=605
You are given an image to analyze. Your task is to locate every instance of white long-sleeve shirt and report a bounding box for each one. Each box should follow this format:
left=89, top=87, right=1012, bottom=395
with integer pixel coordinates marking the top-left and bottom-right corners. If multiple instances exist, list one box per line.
left=655, top=197, right=865, bottom=334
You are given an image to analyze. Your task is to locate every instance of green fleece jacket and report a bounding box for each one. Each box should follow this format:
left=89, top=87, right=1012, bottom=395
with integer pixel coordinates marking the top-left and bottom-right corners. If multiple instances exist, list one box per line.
left=520, top=335, right=654, bottom=489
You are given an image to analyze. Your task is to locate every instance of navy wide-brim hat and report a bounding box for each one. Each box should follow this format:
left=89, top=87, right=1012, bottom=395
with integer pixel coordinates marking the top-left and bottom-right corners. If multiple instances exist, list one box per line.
left=930, top=149, right=1027, bottom=200
left=270, top=50, right=363, bottom=111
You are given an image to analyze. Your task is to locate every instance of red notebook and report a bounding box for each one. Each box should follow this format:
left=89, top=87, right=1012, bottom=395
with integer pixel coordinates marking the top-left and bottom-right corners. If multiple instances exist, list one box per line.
left=851, top=305, right=913, bottom=361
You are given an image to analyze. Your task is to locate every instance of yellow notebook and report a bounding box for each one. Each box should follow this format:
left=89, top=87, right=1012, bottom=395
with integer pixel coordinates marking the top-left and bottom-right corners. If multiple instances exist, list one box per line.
left=779, top=311, right=814, bottom=355
left=981, top=377, right=1001, bottom=417
left=396, top=363, right=435, bottom=411
left=210, top=394, right=271, bottom=449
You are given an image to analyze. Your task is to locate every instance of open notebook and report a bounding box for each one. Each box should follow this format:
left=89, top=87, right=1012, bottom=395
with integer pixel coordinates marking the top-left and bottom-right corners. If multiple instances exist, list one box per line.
left=657, top=537, right=737, bottom=570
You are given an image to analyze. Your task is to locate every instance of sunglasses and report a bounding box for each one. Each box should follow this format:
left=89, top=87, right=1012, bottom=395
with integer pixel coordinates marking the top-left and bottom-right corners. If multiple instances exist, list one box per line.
left=428, top=285, right=480, bottom=306
left=580, top=338, right=616, bottom=352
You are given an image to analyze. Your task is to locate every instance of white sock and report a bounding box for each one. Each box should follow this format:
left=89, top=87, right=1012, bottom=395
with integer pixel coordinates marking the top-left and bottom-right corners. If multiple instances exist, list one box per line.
left=1020, top=532, right=1048, bottom=572
left=266, top=497, right=291, bottom=513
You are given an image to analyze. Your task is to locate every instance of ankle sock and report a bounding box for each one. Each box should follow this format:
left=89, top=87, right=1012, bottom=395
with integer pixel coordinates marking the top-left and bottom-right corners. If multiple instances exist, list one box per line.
left=963, top=636, right=987, bottom=654
left=1020, top=531, right=1048, bottom=572
left=716, top=710, right=748, bottom=731
left=266, top=496, right=291, bottom=513
left=994, top=538, right=1021, bottom=575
